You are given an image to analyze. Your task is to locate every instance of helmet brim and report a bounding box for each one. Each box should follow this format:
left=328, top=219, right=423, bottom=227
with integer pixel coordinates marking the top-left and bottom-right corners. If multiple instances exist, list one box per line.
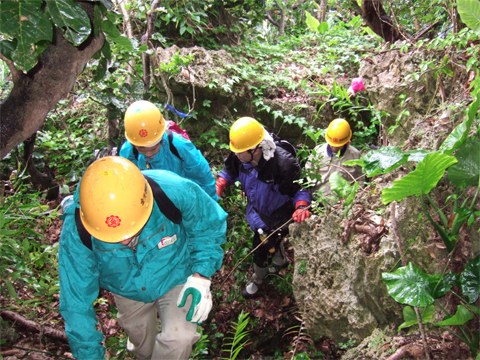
left=80, top=179, right=154, bottom=243
left=326, top=129, right=352, bottom=147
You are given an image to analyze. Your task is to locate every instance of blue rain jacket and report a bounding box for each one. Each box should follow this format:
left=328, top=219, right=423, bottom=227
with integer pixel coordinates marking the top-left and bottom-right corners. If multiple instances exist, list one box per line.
left=58, top=170, right=227, bottom=360
left=119, top=131, right=219, bottom=201
left=218, top=146, right=311, bottom=232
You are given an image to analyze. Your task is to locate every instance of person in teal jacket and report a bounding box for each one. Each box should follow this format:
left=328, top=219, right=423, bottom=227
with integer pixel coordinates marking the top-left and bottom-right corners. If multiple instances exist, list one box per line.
left=119, top=100, right=218, bottom=201
left=58, top=156, right=227, bottom=360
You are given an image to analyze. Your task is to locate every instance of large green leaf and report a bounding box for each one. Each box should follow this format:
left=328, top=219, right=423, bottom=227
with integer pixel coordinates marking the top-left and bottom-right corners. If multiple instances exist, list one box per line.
left=382, top=263, right=440, bottom=307
left=382, top=153, right=457, bottom=205
left=457, top=0, right=480, bottom=35
left=329, top=172, right=354, bottom=198
left=460, top=255, right=480, bottom=303
left=447, top=137, right=480, bottom=188
left=46, top=0, right=91, bottom=46
left=440, top=96, right=479, bottom=155
left=0, top=39, right=17, bottom=61
left=93, top=57, right=107, bottom=82
left=101, top=20, right=133, bottom=51
left=398, top=305, right=435, bottom=331
left=84, top=0, right=113, bottom=10
left=305, top=11, right=320, bottom=32
left=101, top=19, right=121, bottom=38
left=349, top=146, right=408, bottom=177
left=433, top=305, right=475, bottom=326
left=109, top=35, right=133, bottom=52
left=0, top=0, right=52, bottom=71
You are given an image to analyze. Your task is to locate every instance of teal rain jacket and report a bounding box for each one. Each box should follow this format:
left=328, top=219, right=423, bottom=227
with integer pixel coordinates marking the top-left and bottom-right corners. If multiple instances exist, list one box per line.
left=58, top=170, right=227, bottom=360
left=119, top=131, right=219, bottom=201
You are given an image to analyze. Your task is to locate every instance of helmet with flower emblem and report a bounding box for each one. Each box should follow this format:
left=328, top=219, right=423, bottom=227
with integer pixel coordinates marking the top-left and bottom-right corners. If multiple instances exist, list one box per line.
left=229, top=117, right=265, bottom=153
left=325, top=119, right=352, bottom=147
left=124, top=100, right=166, bottom=147
left=78, top=156, right=153, bottom=243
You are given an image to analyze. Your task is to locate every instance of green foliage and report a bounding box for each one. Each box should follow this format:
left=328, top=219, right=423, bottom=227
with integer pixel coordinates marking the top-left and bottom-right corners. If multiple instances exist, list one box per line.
left=346, top=78, right=480, bottom=252
left=0, top=180, right=60, bottom=306
left=297, top=260, right=307, bottom=275
left=381, top=153, right=458, bottom=204
left=159, top=51, right=195, bottom=79
left=270, top=270, right=294, bottom=294
left=344, top=146, right=429, bottom=178
left=329, top=172, right=359, bottom=217
left=457, top=0, right=480, bottom=35
left=398, top=305, right=435, bottom=331
left=0, top=0, right=115, bottom=72
left=35, top=99, right=108, bottom=181
left=440, top=87, right=479, bottom=155
left=447, top=136, right=480, bottom=188
left=460, top=255, right=480, bottom=303
left=105, top=335, right=130, bottom=359
left=47, top=0, right=91, bottom=46
left=310, top=79, right=383, bottom=148
left=191, top=327, right=211, bottom=360
left=382, top=263, right=446, bottom=307
left=383, top=257, right=480, bottom=356
left=220, top=311, right=251, bottom=360
left=338, top=339, right=356, bottom=350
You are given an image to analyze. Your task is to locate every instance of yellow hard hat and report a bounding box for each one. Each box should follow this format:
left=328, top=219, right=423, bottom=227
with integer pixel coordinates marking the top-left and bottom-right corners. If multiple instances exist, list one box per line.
left=325, top=118, right=352, bottom=147
left=78, top=156, right=153, bottom=243
left=125, top=100, right=165, bottom=147
left=229, top=117, right=265, bottom=152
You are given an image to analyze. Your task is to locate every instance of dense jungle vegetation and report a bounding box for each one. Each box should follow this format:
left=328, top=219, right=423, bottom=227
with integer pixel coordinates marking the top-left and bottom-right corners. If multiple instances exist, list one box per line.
left=1, top=0, right=479, bottom=359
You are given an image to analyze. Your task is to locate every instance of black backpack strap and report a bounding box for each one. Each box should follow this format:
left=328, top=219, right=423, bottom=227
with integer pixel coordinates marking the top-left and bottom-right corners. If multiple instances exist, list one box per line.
left=166, top=130, right=182, bottom=161
left=133, top=146, right=139, bottom=161
left=144, top=175, right=182, bottom=224
left=75, top=207, right=93, bottom=251
left=132, top=131, right=181, bottom=161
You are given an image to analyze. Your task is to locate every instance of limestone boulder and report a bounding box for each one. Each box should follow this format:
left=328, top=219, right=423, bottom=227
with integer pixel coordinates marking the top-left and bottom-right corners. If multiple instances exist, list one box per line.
left=288, top=181, right=448, bottom=344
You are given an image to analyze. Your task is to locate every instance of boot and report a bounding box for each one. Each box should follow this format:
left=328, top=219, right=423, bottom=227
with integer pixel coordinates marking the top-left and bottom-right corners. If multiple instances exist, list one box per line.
left=242, top=264, right=268, bottom=299
left=269, top=241, right=289, bottom=275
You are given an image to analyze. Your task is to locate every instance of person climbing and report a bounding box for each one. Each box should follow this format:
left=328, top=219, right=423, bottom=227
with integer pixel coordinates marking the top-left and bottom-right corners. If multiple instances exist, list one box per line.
left=305, top=118, right=363, bottom=198
left=215, top=117, right=311, bottom=299
left=119, top=100, right=218, bottom=201
left=58, top=156, right=227, bottom=360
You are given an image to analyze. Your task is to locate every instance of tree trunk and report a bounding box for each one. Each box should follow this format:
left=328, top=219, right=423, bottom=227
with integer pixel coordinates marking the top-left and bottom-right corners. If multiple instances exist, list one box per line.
left=361, top=0, right=403, bottom=43
left=23, top=132, right=59, bottom=200
left=318, top=0, right=328, bottom=23
left=0, top=1, right=104, bottom=159
left=117, top=0, right=135, bottom=86
left=276, top=0, right=286, bottom=38
left=141, top=0, right=162, bottom=92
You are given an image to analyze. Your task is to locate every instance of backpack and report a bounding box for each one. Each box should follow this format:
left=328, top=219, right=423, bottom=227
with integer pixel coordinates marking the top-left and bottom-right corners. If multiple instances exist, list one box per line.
left=74, top=175, right=182, bottom=251
left=269, top=132, right=306, bottom=168
left=133, top=129, right=182, bottom=161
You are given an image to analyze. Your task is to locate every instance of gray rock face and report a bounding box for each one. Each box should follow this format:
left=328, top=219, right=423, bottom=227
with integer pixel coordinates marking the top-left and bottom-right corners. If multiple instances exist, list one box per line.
left=288, top=188, right=445, bottom=344
left=359, top=49, right=450, bottom=146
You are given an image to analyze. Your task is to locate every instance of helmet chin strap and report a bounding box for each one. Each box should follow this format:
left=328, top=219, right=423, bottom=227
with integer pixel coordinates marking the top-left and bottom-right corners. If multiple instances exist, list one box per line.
left=247, top=144, right=260, bottom=163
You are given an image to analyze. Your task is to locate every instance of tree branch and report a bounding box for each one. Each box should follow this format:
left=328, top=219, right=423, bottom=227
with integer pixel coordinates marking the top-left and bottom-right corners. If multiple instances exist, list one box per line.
left=0, top=1, right=105, bottom=159
left=265, top=10, right=280, bottom=28
left=1, top=310, right=68, bottom=343
left=0, top=53, right=23, bottom=85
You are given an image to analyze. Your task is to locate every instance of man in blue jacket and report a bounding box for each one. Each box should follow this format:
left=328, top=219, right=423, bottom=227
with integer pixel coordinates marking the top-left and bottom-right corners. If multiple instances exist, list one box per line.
left=58, top=156, right=227, bottom=360
left=215, top=117, right=311, bottom=298
left=119, top=100, right=218, bottom=201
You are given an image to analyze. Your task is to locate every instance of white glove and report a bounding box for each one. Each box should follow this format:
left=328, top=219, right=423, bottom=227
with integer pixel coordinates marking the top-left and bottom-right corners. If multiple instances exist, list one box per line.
left=177, top=275, right=212, bottom=323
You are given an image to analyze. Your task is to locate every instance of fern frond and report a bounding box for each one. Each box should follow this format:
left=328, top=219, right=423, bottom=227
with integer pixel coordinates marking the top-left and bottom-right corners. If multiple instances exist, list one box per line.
left=220, top=311, right=251, bottom=360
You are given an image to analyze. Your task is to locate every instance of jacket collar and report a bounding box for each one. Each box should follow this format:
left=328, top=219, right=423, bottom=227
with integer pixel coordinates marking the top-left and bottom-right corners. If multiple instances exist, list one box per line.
left=326, top=144, right=348, bottom=157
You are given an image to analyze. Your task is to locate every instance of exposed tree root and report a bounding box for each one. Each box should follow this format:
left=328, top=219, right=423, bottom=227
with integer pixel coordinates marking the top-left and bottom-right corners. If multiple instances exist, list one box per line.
left=1, top=310, right=68, bottom=343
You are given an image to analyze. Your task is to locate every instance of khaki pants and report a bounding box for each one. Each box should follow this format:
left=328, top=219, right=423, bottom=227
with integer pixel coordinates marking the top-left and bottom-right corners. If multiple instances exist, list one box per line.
left=114, top=285, right=200, bottom=360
